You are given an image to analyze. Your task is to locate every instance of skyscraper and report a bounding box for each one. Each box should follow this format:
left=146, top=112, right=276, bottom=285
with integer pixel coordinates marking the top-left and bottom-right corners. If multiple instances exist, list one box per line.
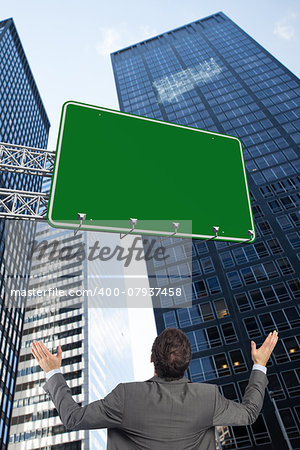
left=111, top=12, right=300, bottom=449
left=0, top=17, right=50, bottom=448
left=9, top=224, right=135, bottom=449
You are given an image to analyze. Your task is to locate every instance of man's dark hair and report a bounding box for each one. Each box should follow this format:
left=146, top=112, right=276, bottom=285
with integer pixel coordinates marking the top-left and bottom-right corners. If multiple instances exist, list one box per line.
left=151, top=328, right=192, bottom=380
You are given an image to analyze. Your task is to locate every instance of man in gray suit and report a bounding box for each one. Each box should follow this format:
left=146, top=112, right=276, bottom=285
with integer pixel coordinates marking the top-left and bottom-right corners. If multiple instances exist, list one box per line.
left=32, top=327, right=278, bottom=449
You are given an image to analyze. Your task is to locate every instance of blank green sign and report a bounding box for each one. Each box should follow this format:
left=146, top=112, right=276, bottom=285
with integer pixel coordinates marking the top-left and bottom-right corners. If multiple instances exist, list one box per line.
left=47, top=101, right=255, bottom=242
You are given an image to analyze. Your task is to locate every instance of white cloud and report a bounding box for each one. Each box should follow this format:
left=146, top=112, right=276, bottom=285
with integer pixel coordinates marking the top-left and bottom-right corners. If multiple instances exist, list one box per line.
left=273, top=12, right=297, bottom=40
left=96, top=27, right=121, bottom=56
left=139, top=25, right=158, bottom=39
left=95, top=24, right=159, bottom=57
left=273, top=24, right=295, bottom=40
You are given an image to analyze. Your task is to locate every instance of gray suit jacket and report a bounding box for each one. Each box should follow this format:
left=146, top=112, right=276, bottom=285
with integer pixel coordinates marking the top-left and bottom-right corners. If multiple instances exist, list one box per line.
left=44, top=369, right=268, bottom=449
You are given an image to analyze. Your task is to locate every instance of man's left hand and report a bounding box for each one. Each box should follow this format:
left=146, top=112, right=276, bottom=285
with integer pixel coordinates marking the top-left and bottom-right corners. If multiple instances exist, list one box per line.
left=31, top=340, right=62, bottom=373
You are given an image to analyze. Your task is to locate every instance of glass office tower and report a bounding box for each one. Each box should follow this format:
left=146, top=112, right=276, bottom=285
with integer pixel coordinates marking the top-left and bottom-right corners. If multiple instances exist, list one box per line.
left=0, top=17, right=50, bottom=448
left=9, top=225, right=134, bottom=449
left=111, top=12, right=300, bottom=449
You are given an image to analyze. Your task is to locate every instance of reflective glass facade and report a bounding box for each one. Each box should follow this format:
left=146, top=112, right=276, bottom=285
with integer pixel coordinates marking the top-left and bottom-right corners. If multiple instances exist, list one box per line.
left=112, top=12, right=300, bottom=449
left=0, top=17, right=50, bottom=448
left=9, top=222, right=134, bottom=449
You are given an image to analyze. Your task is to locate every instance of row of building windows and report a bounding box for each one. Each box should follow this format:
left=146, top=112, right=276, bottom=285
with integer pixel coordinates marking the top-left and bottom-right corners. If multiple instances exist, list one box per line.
left=186, top=322, right=237, bottom=352
left=167, top=304, right=299, bottom=355
left=225, top=258, right=297, bottom=290
left=24, top=305, right=82, bottom=324
left=253, top=162, right=299, bottom=185
left=152, top=240, right=192, bottom=267
left=234, top=281, right=296, bottom=311
left=24, top=326, right=82, bottom=348
left=259, top=177, right=300, bottom=199
left=163, top=279, right=300, bottom=330
left=11, top=407, right=59, bottom=426
left=218, top=239, right=283, bottom=269
left=189, top=333, right=300, bottom=383
left=244, top=307, right=299, bottom=337
left=189, top=348, right=247, bottom=382
left=163, top=298, right=229, bottom=329
left=15, top=369, right=82, bottom=393
left=10, top=424, right=68, bottom=444
left=273, top=334, right=300, bottom=365
left=19, top=340, right=82, bottom=363
left=14, top=383, right=81, bottom=409
left=18, top=354, right=82, bottom=378
left=22, top=314, right=83, bottom=336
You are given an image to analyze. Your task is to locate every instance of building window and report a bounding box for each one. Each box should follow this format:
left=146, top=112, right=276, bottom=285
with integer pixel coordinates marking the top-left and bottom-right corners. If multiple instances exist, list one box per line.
left=200, top=256, right=215, bottom=273
left=254, top=242, right=269, bottom=258
left=267, top=373, right=285, bottom=400
left=252, top=171, right=265, bottom=185
left=192, top=260, right=201, bottom=275
left=278, top=409, right=299, bottom=440
left=266, top=238, right=283, bottom=254
left=252, top=205, right=264, bottom=219
left=287, top=279, right=300, bottom=298
left=207, top=276, right=222, bottom=295
left=177, top=306, right=200, bottom=328
left=240, top=267, right=257, bottom=285
left=213, top=299, right=229, bottom=318
left=281, top=370, right=300, bottom=398
left=193, top=280, right=207, bottom=298
left=263, top=261, right=279, bottom=279
left=251, top=415, right=271, bottom=445
left=229, top=349, right=247, bottom=373
left=273, top=335, right=300, bottom=364
left=221, top=322, right=237, bottom=344
left=260, top=309, right=298, bottom=333
left=257, top=220, right=274, bottom=235
left=280, top=195, right=298, bottom=210
left=215, top=241, right=228, bottom=250
left=194, top=241, right=208, bottom=255
left=276, top=257, right=294, bottom=275
left=177, top=303, right=215, bottom=328
left=232, top=248, right=248, bottom=264
left=244, top=317, right=261, bottom=338
left=254, top=286, right=275, bottom=307
left=189, top=358, right=204, bottom=382
left=284, top=307, right=300, bottom=328
left=226, top=271, right=243, bottom=289
left=260, top=185, right=273, bottom=198
left=290, top=211, right=300, bottom=227
left=189, top=353, right=231, bottom=382
left=155, top=268, right=168, bottom=287
left=219, top=251, right=235, bottom=268
left=163, top=311, right=178, bottom=328
left=205, top=327, right=220, bottom=351
left=286, top=231, right=300, bottom=249
left=213, top=353, right=231, bottom=379
left=273, top=282, right=291, bottom=302
left=276, top=215, right=293, bottom=230
left=234, top=292, right=252, bottom=312
left=200, top=302, right=215, bottom=322
left=220, top=382, right=239, bottom=400
left=268, top=199, right=282, bottom=213
left=271, top=181, right=285, bottom=195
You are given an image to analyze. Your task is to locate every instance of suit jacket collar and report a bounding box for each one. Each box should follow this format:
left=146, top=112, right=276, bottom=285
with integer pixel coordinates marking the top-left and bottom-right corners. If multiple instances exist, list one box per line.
left=146, top=375, right=191, bottom=384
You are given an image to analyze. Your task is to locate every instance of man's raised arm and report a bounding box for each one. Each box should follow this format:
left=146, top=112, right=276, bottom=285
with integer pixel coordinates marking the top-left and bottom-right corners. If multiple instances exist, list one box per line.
left=31, top=341, right=124, bottom=430
left=213, top=330, right=278, bottom=427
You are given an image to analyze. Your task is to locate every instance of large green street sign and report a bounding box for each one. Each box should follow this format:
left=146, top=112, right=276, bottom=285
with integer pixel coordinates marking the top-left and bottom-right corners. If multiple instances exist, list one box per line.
left=47, top=101, right=255, bottom=242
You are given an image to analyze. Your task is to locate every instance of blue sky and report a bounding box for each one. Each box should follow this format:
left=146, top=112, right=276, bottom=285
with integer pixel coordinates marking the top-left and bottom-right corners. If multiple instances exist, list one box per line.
left=0, top=0, right=299, bottom=150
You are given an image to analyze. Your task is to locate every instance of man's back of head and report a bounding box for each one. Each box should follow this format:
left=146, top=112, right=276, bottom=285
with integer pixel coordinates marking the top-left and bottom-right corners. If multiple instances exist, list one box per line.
left=151, top=328, right=192, bottom=380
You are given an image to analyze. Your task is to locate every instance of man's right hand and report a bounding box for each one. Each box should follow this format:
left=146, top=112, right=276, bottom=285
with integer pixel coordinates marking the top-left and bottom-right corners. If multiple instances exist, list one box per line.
left=251, top=331, right=278, bottom=366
